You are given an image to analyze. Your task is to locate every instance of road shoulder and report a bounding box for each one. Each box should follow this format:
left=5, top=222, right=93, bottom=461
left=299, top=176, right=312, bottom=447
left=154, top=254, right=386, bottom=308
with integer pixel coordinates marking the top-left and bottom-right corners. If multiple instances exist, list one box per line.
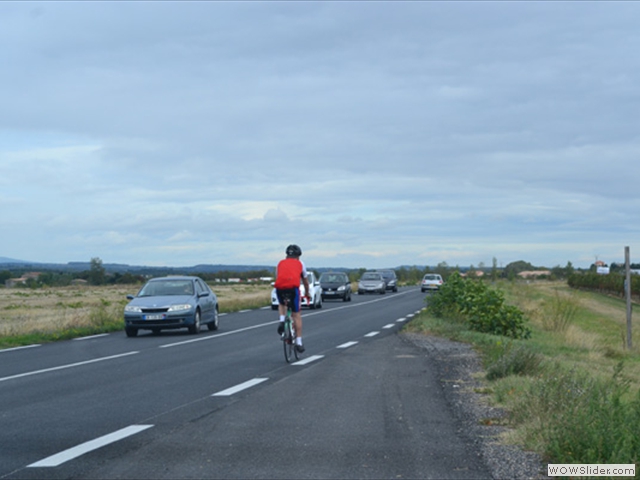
left=401, top=332, right=550, bottom=480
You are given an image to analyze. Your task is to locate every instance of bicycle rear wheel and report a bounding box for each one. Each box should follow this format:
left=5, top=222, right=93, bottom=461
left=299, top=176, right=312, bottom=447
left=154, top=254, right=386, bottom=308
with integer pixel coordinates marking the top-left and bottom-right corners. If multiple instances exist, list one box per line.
left=283, top=320, right=296, bottom=363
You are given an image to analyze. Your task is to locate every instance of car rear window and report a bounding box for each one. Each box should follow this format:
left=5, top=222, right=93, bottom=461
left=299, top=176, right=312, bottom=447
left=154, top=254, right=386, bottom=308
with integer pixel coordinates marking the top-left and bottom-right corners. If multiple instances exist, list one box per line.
left=362, top=273, right=381, bottom=280
left=321, top=274, right=346, bottom=282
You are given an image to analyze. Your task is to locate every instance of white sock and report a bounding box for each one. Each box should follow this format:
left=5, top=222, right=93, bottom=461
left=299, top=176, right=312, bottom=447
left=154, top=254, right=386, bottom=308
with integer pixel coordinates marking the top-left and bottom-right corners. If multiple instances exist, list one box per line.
left=296, top=337, right=303, bottom=346
left=279, top=315, right=285, bottom=322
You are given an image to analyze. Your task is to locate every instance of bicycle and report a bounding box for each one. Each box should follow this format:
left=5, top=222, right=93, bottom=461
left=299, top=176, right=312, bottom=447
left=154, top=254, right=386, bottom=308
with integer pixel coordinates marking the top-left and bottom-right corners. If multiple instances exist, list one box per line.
left=281, top=299, right=299, bottom=363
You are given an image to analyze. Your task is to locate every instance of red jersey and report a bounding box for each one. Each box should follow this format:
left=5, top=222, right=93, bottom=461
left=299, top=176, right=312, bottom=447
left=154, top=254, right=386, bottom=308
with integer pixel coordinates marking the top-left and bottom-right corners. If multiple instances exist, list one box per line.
left=274, top=258, right=307, bottom=289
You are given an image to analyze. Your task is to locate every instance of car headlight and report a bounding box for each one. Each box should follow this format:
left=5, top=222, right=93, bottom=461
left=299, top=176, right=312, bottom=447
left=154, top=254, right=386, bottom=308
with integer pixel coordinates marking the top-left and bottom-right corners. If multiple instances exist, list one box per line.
left=168, top=304, right=192, bottom=312
left=124, top=305, right=142, bottom=313
left=337, top=285, right=345, bottom=291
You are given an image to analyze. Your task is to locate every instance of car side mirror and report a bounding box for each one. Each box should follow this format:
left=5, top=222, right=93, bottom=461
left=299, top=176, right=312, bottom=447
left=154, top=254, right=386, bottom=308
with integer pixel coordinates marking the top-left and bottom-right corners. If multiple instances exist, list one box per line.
left=198, top=291, right=209, bottom=297
left=126, top=294, right=134, bottom=300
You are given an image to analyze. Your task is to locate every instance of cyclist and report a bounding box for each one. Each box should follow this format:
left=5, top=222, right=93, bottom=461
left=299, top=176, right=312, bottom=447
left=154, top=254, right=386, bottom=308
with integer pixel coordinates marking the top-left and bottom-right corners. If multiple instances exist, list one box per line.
left=274, top=244, right=310, bottom=353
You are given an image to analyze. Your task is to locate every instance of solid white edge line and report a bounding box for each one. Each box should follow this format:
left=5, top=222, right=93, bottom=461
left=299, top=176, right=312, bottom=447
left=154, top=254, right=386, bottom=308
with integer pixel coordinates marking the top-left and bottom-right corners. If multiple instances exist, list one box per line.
left=292, top=355, right=324, bottom=366
left=0, top=344, right=41, bottom=353
left=337, top=341, right=358, bottom=349
left=161, top=289, right=418, bottom=348
left=0, top=351, right=139, bottom=383
left=73, top=333, right=109, bottom=341
left=28, top=425, right=153, bottom=468
left=160, top=322, right=267, bottom=348
left=212, top=378, right=269, bottom=396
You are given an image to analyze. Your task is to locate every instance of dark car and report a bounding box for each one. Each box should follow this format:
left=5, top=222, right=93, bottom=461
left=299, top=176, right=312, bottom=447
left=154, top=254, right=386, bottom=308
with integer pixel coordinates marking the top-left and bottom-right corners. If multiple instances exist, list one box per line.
left=124, top=276, right=219, bottom=337
left=319, top=272, right=352, bottom=302
left=377, top=269, right=398, bottom=292
left=358, top=271, right=386, bottom=295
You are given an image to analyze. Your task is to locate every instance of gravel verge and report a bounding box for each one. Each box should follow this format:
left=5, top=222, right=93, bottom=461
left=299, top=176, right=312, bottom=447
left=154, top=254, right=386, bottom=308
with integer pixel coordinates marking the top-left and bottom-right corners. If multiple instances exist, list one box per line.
left=402, top=332, right=551, bottom=480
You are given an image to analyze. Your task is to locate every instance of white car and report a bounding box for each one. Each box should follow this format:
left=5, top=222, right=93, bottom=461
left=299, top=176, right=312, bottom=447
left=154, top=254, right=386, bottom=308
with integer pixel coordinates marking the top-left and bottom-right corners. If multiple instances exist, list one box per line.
left=271, top=271, right=323, bottom=310
left=421, top=273, right=444, bottom=292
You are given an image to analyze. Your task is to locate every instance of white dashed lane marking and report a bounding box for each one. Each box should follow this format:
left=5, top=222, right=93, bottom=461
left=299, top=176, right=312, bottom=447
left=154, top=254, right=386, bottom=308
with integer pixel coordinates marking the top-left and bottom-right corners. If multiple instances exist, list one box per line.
left=28, top=425, right=153, bottom=468
left=212, top=378, right=269, bottom=396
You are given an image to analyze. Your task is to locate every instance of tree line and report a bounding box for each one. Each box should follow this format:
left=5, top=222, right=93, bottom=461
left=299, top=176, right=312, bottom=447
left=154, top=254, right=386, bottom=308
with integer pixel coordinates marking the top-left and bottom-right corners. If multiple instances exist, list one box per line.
left=2, top=256, right=633, bottom=289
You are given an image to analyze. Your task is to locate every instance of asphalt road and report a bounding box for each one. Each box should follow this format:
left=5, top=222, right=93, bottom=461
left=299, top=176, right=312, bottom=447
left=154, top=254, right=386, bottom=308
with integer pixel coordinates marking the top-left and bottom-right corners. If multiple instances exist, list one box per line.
left=0, top=287, right=491, bottom=479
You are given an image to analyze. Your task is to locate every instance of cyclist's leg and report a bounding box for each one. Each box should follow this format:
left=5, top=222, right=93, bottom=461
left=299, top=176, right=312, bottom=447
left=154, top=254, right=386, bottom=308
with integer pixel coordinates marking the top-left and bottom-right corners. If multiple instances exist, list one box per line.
left=291, top=288, right=304, bottom=348
left=276, top=289, right=289, bottom=334
left=276, top=289, right=287, bottom=317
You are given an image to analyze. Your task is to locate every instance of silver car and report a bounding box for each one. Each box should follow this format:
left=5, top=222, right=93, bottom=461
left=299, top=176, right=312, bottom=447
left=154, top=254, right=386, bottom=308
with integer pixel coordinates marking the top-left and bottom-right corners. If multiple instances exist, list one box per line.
left=358, top=271, right=386, bottom=295
left=421, top=273, right=444, bottom=292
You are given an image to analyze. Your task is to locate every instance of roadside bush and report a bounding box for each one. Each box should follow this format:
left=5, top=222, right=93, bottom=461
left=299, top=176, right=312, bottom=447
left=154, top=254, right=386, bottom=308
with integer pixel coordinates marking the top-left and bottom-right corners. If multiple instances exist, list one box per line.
left=508, top=362, right=640, bottom=465
left=427, top=272, right=531, bottom=339
left=486, top=343, right=543, bottom=380
left=540, top=290, right=579, bottom=332
left=426, top=272, right=467, bottom=319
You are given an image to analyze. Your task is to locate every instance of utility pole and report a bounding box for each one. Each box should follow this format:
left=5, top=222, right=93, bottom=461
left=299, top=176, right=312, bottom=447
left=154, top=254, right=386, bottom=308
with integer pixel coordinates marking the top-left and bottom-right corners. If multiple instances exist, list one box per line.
left=625, top=246, right=632, bottom=350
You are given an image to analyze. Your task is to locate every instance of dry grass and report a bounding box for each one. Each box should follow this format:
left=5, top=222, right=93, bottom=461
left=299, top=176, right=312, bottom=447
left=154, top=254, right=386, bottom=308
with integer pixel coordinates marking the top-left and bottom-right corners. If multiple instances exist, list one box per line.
left=0, top=285, right=131, bottom=336
left=501, top=281, right=640, bottom=385
left=0, top=283, right=272, bottom=337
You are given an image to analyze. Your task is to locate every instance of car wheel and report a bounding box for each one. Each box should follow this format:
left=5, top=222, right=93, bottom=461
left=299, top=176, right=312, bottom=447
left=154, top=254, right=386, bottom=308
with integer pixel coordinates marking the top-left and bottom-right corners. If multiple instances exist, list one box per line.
left=271, top=304, right=278, bottom=310
left=317, top=295, right=322, bottom=309
left=125, top=327, right=138, bottom=337
left=207, top=308, right=219, bottom=331
left=189, top=309, right=201, bottom=334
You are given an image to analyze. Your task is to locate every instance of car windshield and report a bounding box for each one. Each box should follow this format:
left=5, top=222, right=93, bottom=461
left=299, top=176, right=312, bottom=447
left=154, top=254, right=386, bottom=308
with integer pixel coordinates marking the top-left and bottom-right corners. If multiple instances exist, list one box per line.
left=361, top=273, right=381, bottom=281
left=139, top=280, right=194, bottom=296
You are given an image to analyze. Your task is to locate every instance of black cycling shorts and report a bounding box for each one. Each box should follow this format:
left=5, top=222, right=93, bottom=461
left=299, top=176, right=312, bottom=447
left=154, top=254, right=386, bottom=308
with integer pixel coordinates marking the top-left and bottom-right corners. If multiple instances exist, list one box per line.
left=276, top=288, right=301, bottom=313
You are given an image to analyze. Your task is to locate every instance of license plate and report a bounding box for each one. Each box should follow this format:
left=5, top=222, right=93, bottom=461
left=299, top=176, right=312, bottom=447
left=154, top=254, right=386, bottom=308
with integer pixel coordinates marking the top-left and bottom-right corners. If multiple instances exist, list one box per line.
left=144, top=314, right=165, bottom=320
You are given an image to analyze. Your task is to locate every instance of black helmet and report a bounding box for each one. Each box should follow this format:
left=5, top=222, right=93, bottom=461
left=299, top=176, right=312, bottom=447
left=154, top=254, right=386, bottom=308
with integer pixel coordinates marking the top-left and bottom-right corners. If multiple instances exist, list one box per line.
left=285, top=244, right=302, bottom=257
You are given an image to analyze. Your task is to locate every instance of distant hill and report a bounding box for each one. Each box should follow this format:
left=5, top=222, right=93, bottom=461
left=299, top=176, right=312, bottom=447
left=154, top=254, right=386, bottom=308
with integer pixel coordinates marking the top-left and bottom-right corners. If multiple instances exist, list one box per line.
left=0, top=256, right=29, bottom=264
left=0, top=258, right=430, bottom=275
left=0, top=260, right=275, bottom=275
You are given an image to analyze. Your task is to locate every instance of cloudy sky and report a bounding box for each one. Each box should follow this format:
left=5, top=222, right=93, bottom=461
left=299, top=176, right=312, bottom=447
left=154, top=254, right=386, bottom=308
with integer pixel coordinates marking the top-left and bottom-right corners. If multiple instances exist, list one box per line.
left=1, top=1, right=639, bottom=270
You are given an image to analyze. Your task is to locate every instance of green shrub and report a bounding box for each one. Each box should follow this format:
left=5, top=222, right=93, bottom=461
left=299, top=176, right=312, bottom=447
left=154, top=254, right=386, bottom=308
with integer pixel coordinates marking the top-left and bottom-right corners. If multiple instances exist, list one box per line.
left=508, top=362, right=640, bottom=466
left=541, top=290, right=579, bottom=332
left=486, top=344, right=543, bottom=380
left=427, top=272, right=531, bottom=339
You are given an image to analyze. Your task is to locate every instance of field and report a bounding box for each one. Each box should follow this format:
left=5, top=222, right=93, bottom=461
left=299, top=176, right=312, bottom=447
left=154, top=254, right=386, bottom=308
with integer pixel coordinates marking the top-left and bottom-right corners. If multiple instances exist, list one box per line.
left=0, top=283, right=272, bottom=348
left=407, top=280, right=640, bottom=469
